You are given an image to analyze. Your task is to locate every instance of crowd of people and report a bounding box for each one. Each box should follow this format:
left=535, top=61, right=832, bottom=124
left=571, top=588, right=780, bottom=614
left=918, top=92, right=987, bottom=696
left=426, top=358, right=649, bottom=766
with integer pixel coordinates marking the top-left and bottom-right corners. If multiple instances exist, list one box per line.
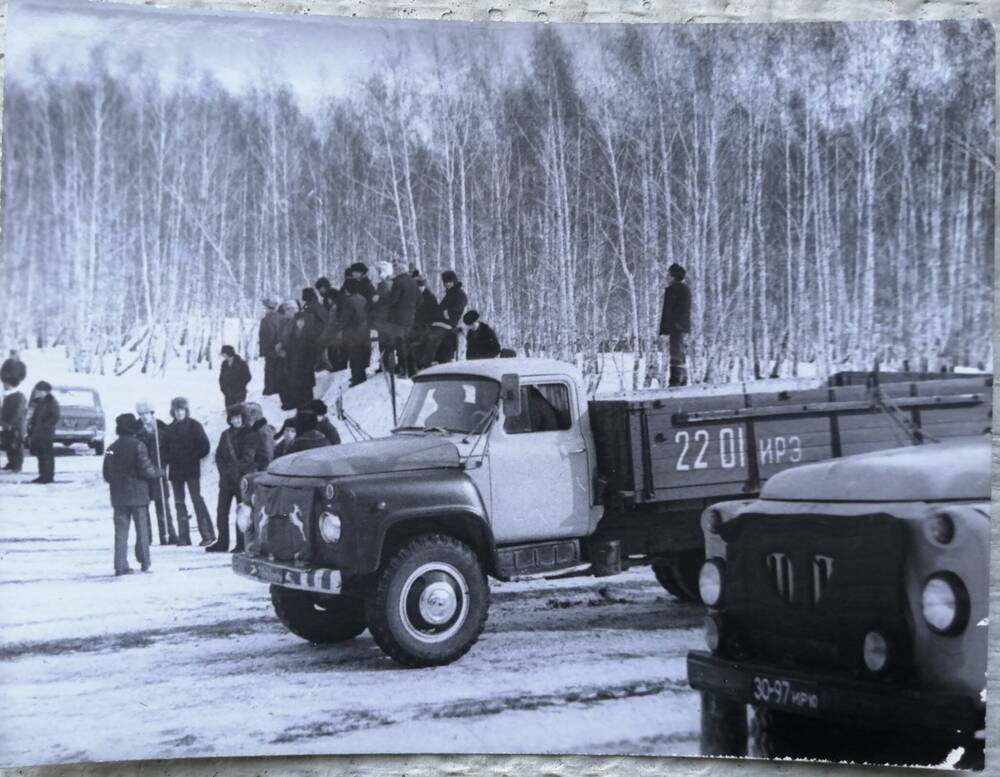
left=257, top=262, right=506, bottom=410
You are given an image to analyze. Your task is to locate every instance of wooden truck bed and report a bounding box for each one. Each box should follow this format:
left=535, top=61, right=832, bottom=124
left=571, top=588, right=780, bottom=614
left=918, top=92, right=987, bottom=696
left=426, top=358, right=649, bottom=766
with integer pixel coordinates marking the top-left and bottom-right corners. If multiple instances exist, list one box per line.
left=589, top=374, right=992, bottom=504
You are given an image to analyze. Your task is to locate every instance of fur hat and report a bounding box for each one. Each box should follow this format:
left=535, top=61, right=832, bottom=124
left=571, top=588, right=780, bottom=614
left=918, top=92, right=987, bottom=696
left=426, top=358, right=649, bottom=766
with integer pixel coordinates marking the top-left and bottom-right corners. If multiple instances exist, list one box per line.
left=295, top=411, right=318, bottom=433
left=275, top=417, right=296, bottom=439
left=302, top=287, right=319, bottom=303
left=115, top=413, right=140, bottom=436
left=304, top=399, right=327, bottom=417
left=34, top=380, right=52, bottom=393
left=170, top=397, right=189, bottom=414
left=441, top=270, right=458, bottom=285
left=244, top=402, right=265, bottom=426
left=668, top=262, right=687, bottom=281
left=262, top=298, right=278, bottom=310
left=226, top=404, right=246, bottom=423
left=315, top=277, right=331, bottom=291
left=462, top=310, right=480, bottom=326
left=375, top=261, right=394, bottom=280
left=220, top=345, right=236, bottom=358
left=350, top=262, right=368, bottom=275
left=135, top=400, right=154, bottom=415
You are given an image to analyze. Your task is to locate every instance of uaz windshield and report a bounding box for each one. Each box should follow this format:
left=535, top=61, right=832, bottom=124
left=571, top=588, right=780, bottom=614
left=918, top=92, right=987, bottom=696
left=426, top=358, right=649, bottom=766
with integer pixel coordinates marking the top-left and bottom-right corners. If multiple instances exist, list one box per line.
left=397, top=378, right=499, bottom=435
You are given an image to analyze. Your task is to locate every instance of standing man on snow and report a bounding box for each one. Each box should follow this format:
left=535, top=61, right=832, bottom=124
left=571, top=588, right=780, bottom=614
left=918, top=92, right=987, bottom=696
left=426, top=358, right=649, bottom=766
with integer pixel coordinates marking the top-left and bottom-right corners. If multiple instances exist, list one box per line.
left=219, top=345, right=252, bottom=410
left=659, top=262, right=692, bottom=387
left=462, top=311, right=502, bottom=360
left=339, top=279, right=371, bottom=387
left=1, top=379, right=27, bottom=473
left=422, top=270, right=468, bottom=367
left=103, top=413, right=159, bottom=576
left=135, top=401, right=177, bottom=545
left=209, top=405, right=260, bottom=554
left=164, top=397, right=213, bottom=547
left=26, top=381, right=60, bottom=484
left=259, top=299, right=284, bottom=397
left=244, top=402, right=275, bottom=473
left=386, top=260, right=419, bottom=376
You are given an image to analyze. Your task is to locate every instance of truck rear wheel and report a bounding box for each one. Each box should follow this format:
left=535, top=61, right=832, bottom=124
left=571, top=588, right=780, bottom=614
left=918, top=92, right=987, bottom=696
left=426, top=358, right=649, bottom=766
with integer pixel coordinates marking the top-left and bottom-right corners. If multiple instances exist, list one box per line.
left=365, top=534, right=489, bottom=667
left=270, top=585, right=367, bottom=643
left=652, top=554, right=701, bottom=602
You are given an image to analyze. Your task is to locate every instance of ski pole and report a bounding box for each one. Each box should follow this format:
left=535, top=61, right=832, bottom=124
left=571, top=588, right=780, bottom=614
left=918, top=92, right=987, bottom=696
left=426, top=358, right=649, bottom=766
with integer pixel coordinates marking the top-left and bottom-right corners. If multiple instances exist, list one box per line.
left=151, top=414, right=170, bottom=543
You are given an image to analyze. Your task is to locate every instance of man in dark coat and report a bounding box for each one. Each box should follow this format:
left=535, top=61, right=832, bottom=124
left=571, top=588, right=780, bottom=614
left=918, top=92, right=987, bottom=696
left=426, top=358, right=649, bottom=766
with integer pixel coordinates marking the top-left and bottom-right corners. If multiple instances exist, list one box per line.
left=343, top=262, right=376, bottom=303
left=463, top=310, right=502, bottom=360
left=658, top=262, right=692, bottom=387
left=259, top=299, right=284, bottom=396
left=385, top=261, right=419, bottom=376
left=273, top=418, right=297, bottom=459
left=422, top=270, right=468, bottom=367
left=304, top=399, right=341, bottom=446
left=136, top=401, right=177, bottom=545
left=1, top=350, right=26, bottom=388
left=286, top=411, right=334, bottom=455
left=301, top=288, right=330, bottom=371
left=27, top=381, right=60, bottom=484
left=339, top=281, right=371, bottom=387
left=1, top=381, right=27, bottom=472
left=209, top=405, right=260, bottom=553
left=244, top=402, right=275, bottom=472
left=103, top=413, right=159, bottom=575
left=219, top=345, right=252, bottom=409
left=283, top=314, right=317, bottom=410
left=410, top=275, right=439, bottom=374
left=274, top=301, right=298, bottom=410
left=315, top=277, right=341, bottom=312
left=164, top=397, right=213, bottom=546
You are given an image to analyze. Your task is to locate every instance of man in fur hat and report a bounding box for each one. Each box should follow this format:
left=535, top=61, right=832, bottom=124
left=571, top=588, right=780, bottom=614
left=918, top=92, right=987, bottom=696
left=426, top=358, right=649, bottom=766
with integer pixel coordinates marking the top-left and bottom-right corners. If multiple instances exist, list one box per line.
left=659, top=262, right=692, bottom=387
left=462, top=310, right=502, bottom=360
left=164, top=397, right=213, bottom=546
left=219, top=345, right=252, bottom=410
left=259, top=299, right=284, bottom=396
left=27, top=381, right=60, bottom=484
left=103, top=413, right=160, bottom=575
left=136, top=401, right=176, bottom=545
left=303, top=399, right=341, bottom=446
left=208, top=404, right=260, bottom=553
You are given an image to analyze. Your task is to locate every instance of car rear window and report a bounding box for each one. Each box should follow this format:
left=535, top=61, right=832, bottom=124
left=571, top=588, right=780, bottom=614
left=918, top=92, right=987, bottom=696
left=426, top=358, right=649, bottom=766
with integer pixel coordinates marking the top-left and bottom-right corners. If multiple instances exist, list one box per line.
left=53, top=389, right=98, bottom=408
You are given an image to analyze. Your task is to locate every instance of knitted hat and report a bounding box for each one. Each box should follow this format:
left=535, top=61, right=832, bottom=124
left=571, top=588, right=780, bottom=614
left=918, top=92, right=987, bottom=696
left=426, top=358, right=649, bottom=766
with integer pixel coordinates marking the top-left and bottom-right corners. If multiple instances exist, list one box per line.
left=220, top=345, right=236, bottom=357
left=441, top=270, right=458, bottom=285
left=115, top=413, right=139, bottom=436
left=668, top=262, right=687, bottom=281
left=304, top=399, right=328, bottom=417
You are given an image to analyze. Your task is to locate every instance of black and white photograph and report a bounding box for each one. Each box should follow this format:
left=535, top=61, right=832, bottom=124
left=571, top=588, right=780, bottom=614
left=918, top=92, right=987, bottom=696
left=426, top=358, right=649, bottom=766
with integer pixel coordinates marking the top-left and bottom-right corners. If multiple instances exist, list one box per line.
left=0, top=0, right=994, bottom=770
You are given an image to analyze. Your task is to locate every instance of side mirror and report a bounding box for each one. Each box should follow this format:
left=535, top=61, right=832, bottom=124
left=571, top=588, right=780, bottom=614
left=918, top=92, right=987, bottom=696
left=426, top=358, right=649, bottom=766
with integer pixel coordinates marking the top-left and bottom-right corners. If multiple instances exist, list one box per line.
left=501, top=373, right=521, bottom=419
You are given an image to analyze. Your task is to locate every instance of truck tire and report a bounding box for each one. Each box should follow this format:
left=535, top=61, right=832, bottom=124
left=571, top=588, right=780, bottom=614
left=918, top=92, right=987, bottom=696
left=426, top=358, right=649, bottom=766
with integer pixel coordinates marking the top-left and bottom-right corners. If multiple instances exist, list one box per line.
left=652, top=555, right=701, bottom=602
left=365, top=534, right=489, bottom=667
left=91, top=441, right=105, bottom=456
left=270, top=585, right=367, bottom=643
left=699, top=692, right=747, bottom=756
left=749, top=706, right=954, bottom=766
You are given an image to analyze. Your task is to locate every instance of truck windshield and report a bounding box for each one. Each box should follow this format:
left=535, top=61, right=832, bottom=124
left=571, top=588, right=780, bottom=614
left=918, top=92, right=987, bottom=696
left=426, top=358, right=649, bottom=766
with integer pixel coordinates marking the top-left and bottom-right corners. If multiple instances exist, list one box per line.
left=396, top=378, right=500, bottom=435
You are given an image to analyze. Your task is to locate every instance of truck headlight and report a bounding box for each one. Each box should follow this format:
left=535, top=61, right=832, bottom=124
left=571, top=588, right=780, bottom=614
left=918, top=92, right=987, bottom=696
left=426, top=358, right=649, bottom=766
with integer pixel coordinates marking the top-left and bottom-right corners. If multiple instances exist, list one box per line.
left=862, top=630, right=889, bottom=673
left=324, top=482, right=336, bottom=501
left=319, top=512, right=342, bottom=544
left=924, top=511, right=955, bottom=545
left=235, top=503, right=253, bottom=534
left=698, top=559, right=724, bottom=607
left=922, top=573, right=969, bottom=635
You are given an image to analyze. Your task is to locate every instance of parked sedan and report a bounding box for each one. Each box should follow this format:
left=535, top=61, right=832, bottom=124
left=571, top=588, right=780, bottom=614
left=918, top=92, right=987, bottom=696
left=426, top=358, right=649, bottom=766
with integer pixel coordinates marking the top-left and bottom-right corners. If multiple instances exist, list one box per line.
left=51, top=386, right=106, bottom=455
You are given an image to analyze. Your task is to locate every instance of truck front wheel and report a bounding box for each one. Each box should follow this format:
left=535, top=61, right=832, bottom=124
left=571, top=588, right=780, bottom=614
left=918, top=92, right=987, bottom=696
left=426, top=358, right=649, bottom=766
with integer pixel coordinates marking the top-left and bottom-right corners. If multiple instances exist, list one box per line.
left=365, top=534, right=489, bottom=667
left=270, top=586, right=367, bottom=643
left=652, top=554, right=701, bottom=602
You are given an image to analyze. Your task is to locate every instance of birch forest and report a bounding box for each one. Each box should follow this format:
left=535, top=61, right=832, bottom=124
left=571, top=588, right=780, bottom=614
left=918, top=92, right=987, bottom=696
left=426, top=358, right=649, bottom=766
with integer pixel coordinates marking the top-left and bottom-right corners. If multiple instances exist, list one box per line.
left=1, top=19, right=994, bottom=386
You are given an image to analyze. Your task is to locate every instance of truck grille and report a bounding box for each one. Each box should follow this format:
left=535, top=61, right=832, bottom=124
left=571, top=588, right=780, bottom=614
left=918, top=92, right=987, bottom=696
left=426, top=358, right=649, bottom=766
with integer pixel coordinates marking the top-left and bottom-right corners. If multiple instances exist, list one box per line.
left=722, top=513, right=908, bottom=674
left=245, top=485, right=315, bottom=562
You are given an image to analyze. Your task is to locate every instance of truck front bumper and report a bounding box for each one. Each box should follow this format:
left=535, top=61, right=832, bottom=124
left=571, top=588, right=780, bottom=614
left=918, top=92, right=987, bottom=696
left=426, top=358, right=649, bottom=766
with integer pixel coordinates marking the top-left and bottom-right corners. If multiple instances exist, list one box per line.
left=232, top=553, right=342, bottom=595
left=687, top=651, right=983, bottom=735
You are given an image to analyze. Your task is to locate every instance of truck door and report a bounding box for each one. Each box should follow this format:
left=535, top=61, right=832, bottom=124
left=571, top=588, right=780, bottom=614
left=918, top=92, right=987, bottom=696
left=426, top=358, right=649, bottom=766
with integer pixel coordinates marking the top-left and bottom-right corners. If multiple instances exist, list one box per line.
left=488, top=380, right=592, bottom=544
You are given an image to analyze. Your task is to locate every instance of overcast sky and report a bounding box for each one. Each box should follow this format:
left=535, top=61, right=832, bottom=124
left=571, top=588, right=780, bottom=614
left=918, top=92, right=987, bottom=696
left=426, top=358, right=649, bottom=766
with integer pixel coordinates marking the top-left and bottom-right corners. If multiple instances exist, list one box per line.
left=6, top=0, right=538, bottom=110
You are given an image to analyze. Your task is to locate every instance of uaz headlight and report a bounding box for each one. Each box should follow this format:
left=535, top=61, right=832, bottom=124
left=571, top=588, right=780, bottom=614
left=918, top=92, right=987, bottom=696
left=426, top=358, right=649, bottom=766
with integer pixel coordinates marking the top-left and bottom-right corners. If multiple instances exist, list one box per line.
left=921, top=573, right=969, bottom=635
left=698, top=559, right=725, bottom=607
left=235, top=503, right=253, bottom=534
left=319, top=512, right=342, bottom=544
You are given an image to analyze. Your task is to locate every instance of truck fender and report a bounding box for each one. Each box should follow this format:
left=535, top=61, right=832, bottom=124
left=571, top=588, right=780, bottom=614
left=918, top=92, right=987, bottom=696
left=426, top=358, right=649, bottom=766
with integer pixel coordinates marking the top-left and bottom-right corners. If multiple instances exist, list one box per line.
left=369, top=507, right=501, bottom=577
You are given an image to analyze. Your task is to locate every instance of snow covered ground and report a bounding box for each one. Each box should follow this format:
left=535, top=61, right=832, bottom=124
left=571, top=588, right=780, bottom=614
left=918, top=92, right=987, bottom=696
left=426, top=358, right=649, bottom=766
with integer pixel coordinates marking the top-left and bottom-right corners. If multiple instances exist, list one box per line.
left=0, top=348, right=713, bottom=767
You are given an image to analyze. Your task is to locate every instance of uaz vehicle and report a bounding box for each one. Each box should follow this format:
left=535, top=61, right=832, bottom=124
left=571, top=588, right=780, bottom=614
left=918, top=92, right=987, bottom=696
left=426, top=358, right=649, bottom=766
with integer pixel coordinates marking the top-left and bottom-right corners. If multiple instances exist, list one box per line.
left=688, top=435, right=990, bottom=769
left=232, top=358, right=991, bottom=666
left=51, top=385, right=105, bottom=455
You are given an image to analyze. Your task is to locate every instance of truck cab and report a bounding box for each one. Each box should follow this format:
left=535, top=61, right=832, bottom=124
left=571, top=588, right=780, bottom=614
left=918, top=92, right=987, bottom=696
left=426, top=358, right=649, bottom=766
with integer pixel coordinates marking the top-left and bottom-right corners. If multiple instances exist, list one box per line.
left=687, top=435, right=989, bottom=768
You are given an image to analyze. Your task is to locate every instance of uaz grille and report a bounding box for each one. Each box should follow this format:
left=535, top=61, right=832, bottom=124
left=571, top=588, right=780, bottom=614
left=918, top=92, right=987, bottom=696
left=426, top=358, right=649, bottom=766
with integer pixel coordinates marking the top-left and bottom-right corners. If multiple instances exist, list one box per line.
left=722, top=513, right=908, bottom=674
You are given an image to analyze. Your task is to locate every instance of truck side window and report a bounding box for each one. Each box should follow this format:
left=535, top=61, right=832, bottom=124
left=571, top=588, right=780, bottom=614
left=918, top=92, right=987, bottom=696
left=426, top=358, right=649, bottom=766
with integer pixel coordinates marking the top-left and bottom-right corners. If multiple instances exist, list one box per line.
left=504, top=383, right=572, bottom=434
